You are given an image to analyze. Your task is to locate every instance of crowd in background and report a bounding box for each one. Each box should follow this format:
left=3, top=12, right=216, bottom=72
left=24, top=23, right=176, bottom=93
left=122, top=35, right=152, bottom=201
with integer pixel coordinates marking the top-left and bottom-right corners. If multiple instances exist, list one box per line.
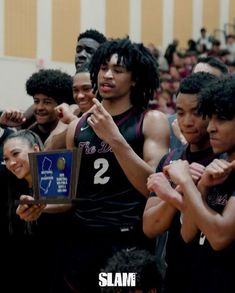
left=147, top=27, right=235, bottom=115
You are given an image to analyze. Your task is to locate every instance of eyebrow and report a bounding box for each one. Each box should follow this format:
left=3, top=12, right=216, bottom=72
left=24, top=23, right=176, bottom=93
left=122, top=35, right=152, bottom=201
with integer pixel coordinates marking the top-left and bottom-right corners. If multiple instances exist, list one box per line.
left=113, top=64, right=126, bottom=68
left=33, top=97, right=54, bottom=102
left=6, top=147, right=22, bottom=154
left=77, top=44, right=94, bottom=50
left=176, top=106, right=198, bottom=111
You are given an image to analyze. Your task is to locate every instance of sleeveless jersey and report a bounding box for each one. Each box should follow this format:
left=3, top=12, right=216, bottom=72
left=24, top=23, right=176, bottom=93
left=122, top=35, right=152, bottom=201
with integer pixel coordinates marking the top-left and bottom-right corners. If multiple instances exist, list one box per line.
left=159, top=145, right=219, bottom=293
left=73, top=107, right=147, bottom=228
left=186, top=171, right=235, bottom=293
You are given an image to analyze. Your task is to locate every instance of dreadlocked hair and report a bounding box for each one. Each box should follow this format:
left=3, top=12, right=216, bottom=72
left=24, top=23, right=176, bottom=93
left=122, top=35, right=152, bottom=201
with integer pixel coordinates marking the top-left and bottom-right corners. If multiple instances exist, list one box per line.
left=89, top=37, right=159, bottom=108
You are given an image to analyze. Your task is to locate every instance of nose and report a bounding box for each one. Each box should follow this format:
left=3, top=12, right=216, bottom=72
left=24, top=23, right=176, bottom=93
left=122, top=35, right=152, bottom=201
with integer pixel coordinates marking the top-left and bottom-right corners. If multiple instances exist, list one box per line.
left=77, top=90, right=85, bottom=99
left=182, top=114, right=194, bottom=126
left=104, top=69, right=113, bottom=79
left=207, top=118, right=216, bottom=133
left=78, top=49, right=87, bottom=58
left=7, top=158, right=16, bottom=170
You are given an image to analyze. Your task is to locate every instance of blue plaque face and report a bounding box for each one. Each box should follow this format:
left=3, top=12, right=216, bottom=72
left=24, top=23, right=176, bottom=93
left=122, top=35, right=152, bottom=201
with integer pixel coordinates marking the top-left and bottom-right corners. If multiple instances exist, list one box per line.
left=14, top=148, right=82, bottom=205
left=36, top=151, right=73, bottom=198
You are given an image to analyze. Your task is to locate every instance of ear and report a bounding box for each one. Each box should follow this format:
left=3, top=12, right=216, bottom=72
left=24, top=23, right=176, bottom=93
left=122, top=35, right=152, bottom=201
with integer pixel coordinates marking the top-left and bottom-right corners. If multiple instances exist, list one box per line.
left=33, top=144, right=40, bottom=152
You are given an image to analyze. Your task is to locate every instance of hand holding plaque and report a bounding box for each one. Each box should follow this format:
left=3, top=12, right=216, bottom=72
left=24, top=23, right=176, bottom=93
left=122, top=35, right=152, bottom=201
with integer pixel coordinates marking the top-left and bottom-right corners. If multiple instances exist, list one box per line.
left=17, top=148, right=82, bottom=204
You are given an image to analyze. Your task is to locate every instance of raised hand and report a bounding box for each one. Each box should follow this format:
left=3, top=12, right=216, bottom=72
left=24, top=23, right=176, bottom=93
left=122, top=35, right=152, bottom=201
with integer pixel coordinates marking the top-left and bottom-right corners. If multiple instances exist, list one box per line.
left=87, top=98, right=121, bottom=145
left=147, top=172, right=184, bottom=210
left=0, top=110, right=26, bottom=127
left=163, top=159, right=192, bottom=186
left=199, top=159, right=235, bottom=188
left=189, top=162, right=205, bottom=183
left=55, top=103, right=78, bottom=124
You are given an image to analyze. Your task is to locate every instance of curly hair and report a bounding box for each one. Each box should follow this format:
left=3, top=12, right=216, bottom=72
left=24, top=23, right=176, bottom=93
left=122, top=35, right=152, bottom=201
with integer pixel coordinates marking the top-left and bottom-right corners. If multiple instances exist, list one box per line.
left=26, top=69, right=74, bottom=105
left=89, top=37, right=159, bottom=108
left=100, top=248, right=163, bottom=293
left=177, top=72, right=219, bottom=96
left=198, top=74, right=235, bottom=120
left=77, top=29, right=107, bottom=44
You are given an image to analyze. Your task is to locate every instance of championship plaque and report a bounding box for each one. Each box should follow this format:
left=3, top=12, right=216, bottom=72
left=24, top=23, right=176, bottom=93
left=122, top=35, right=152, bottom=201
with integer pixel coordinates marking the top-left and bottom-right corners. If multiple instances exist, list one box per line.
left=16, top=148, right=82, bottom=204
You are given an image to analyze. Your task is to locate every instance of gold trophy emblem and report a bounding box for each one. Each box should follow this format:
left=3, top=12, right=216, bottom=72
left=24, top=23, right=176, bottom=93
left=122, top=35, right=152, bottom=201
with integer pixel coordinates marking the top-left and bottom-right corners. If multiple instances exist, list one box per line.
left=57, top=157, right=66, bottom=170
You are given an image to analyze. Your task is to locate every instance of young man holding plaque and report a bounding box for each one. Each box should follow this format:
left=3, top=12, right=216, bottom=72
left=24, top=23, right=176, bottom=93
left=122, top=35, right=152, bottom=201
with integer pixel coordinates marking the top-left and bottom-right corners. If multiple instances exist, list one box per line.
left=17, top=37, right=170, bottom=293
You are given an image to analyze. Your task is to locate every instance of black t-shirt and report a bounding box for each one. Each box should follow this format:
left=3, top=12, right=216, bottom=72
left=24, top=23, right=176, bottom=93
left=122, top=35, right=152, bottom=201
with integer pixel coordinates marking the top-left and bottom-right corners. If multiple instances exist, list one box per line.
left=29, top=123, right=51, bottom=143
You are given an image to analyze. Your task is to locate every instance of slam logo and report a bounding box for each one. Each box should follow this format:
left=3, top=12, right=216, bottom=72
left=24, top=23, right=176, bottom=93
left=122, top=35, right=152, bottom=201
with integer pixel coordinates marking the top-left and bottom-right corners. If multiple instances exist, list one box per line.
left=99, top=272, right=136, bottom=287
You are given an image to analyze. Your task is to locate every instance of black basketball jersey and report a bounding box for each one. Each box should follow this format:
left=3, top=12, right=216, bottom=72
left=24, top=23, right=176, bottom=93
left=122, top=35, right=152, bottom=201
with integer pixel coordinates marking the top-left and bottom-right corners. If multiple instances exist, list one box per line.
left=162, top=146, right=219, bottom=293
left=73, top=107, right=147, bottom=228
left=186, top=171, right=235, bottom=293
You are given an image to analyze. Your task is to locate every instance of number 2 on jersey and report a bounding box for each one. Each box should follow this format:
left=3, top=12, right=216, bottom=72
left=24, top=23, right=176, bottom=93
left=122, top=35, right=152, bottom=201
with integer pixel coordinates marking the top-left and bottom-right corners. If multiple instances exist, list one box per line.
left=94, top=158, right=110, bottom=184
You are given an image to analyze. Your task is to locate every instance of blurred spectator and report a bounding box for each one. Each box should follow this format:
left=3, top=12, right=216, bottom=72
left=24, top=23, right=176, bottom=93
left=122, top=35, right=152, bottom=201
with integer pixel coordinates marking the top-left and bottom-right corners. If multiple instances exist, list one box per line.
left=217, top=48, right=231, bottom=64
left=177, top=51, right=198, bottom=78
left=225, top=34, right=235, bottom=62
left=186, top=39, right=198, bottom=55
left=164, top=39, right=179, bottom=66
left=147, top=43, right=169, bottom=72
left=156, top=89, right=176, bottom=115
left=207, top=39, right=221, bottom=56
left=197, top=27, right=212, bottom=51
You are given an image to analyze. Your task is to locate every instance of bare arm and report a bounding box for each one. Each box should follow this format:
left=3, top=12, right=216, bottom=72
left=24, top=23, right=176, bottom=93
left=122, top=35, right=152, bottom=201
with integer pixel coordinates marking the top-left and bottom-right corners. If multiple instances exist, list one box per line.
left=180, top=206, right=200, bottom=243
left=45, top=103, right=79, bottom=150
left=143, top=172, right=184, bottom=238
left=144, top=159, right=206, bottom=241
left=181, top=177, right=235, bottom=250
left=162, top=160, right=200, bottom=243
left=45, top=124, right=68, bottom=150
left=143, top=196, right=177, bottom=238
left=87, top=99, right=170, bottom=197
left=66, top=118, right=80, bottom=148
left=180, top=162, right=206, bottom=242
left=167, top=159, right=235, bottom=250
left=143, top=110, right=170, bottom=168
